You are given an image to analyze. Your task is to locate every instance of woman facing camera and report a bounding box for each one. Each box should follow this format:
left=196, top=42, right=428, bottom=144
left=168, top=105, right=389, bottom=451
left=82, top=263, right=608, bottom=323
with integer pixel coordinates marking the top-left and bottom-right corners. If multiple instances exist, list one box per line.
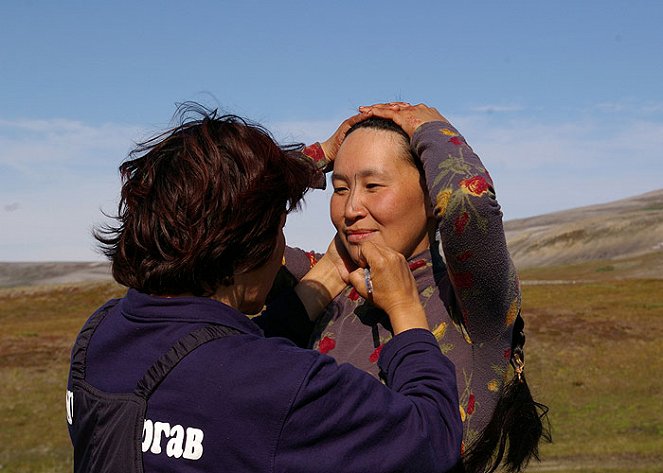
left=66, top=103, right=463, bottom=473
left=281, top=103, right=549, bottom=472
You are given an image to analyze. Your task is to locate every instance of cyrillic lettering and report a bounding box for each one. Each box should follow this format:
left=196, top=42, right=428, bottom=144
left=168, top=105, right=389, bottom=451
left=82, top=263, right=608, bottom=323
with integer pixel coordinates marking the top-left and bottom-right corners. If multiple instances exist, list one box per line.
left=183, top=427, right=204, bottom=460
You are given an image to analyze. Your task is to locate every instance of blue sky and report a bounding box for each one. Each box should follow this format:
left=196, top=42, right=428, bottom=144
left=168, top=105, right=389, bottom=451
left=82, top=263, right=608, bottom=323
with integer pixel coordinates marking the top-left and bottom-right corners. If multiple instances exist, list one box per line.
left=1, top=1, right=662, bottom=261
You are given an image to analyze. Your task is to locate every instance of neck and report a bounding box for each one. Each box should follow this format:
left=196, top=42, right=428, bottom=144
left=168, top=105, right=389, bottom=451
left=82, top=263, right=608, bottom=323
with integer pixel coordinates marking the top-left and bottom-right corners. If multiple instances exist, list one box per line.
left=212, top=285, right=241, bottom=310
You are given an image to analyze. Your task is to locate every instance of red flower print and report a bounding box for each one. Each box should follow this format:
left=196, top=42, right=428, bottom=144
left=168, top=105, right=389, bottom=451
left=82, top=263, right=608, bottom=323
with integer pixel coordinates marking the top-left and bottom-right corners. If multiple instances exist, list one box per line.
left=319, top=336, right=336, bottom=354
left=454, top=211, right=470, bottom=234
left=348, top=288, right=360, bottom=301
left=305, top=251, right=318, bottom=268
left=409, top=259, right=426, bottom=271
left=457, top=250, right=473, bottom=263
left=460, top=176, right=490, bottom=197
left=467, top=393, right=476, bottom=415
left=369, top=344, right=384, bottom=363
left=302, top=142, right=326, bottom=163
left=453, top=272, right=473, bottom=289
left=504, top=348, right=512, bottom=360
left=448, top=136, right=463, bottom=146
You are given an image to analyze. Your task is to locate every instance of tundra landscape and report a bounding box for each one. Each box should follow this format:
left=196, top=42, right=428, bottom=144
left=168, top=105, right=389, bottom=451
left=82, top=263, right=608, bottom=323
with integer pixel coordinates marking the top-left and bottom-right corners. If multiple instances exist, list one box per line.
left=1, top=190, right=662, bottom=472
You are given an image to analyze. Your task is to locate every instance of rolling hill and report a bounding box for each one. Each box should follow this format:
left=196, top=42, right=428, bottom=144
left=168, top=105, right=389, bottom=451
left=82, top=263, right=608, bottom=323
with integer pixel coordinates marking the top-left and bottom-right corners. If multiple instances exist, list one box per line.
left=1, top=189, right=662, bottom=287
left=505, top=188, right=663, bottom=276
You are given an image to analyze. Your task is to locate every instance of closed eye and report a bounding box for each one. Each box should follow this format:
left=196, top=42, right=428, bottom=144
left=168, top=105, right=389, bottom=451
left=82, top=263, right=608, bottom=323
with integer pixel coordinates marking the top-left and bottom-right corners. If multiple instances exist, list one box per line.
left=333, top=186, right=349, bottom=194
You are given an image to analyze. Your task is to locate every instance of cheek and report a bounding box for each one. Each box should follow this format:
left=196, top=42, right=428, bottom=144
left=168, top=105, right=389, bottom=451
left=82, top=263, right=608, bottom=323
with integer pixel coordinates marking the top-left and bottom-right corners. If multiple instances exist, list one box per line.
left=366, top=192, right=402, bottom=224
left=371, top=189, right=428, bottom=244
left=329, top=195, right=344, bottom=229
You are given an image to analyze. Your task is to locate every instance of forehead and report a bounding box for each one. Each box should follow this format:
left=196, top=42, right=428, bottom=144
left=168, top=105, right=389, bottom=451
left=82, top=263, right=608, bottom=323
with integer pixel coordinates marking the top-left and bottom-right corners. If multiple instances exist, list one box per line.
left=334, top=128, right=412, bottom=175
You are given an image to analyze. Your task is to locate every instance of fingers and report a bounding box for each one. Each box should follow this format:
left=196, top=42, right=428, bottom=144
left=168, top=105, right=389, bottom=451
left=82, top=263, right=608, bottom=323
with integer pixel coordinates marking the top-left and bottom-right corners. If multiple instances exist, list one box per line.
left=357, top=102, right=448, bottom=137
left=335, top=113, right=367, bottom=141
left=347, top=240, right=429, bottom=334
left=336, top=112, right=370, bottom=137
left=354, top=240, right=383, bottom=269
left=359, top=101, right=412, bottom=110
left=357, top=105, right=419, bottom=137
left=320, top=112, right=371, bottom=160
left=343, top=111, right=371, bottom=128
left=347, top=241, right=421, bottom=315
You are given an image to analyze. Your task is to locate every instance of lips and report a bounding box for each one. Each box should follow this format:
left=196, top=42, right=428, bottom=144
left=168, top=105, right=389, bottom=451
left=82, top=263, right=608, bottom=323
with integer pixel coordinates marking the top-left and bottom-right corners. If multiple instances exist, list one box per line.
left=345, top=229, right=376, bottom=243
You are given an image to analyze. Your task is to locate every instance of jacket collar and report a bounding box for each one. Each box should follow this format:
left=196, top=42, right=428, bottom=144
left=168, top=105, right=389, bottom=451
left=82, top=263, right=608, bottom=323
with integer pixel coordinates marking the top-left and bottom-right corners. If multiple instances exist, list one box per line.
left=119, top=288, right=262, bottom=336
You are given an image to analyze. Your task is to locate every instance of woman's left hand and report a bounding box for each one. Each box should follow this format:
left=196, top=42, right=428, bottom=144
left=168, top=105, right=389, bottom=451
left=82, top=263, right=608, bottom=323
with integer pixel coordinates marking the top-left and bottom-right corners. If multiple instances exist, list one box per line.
left=319, top=112, right=370, bottom=161
left=358, top=102, right=449, bottom=138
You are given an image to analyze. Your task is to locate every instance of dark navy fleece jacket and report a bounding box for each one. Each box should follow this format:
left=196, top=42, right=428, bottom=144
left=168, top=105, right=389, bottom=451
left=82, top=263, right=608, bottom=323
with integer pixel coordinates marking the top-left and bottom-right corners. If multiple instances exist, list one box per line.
left=68, top=288, right=462, bottom=472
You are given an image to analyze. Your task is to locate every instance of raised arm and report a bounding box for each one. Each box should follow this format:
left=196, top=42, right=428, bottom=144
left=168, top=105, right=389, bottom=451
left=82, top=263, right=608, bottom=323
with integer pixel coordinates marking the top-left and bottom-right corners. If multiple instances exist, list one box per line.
left=276, top=329, right=462, bottom=472
left=360, top=103, right=520, bottom=342
left=257, top=237, right=354, bottom=344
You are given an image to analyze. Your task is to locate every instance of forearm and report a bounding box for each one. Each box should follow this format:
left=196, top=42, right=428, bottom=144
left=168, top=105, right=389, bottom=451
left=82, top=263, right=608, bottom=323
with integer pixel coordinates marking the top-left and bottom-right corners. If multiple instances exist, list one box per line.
left=294, top=254, right=347, bottom=321
left=278, top=329, right=462, bottom=472
left=300, top=142, right=330, bottom=190
left=413, top=121, right=521, bottom=340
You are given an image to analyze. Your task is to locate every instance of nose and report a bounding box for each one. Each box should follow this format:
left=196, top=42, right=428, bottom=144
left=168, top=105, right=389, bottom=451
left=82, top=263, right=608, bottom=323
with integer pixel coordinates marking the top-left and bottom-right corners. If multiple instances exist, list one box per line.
left=344, top=188, right=367, bottom=220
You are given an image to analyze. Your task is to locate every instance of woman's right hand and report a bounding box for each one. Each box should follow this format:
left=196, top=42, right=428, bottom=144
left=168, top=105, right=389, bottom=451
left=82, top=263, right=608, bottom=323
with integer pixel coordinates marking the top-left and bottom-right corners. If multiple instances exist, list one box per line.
left=319, top=112, right=370, bottom=161
left=348, top=241, right=429, bottom=334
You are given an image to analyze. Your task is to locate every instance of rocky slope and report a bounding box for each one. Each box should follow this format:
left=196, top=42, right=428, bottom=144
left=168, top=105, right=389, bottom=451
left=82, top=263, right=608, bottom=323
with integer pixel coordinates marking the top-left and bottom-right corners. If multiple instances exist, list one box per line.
left=504, top=188, right=663, bottom=271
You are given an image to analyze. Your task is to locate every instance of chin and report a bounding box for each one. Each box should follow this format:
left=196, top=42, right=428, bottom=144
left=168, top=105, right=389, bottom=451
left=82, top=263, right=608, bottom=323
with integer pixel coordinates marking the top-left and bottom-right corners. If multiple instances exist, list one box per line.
left=343, top=242, right=362, bottom=265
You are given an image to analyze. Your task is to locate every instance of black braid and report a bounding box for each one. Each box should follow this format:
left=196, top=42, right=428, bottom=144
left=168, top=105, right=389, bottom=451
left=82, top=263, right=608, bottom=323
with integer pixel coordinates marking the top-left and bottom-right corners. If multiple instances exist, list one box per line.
left=462, top=311, right=552, bottom=473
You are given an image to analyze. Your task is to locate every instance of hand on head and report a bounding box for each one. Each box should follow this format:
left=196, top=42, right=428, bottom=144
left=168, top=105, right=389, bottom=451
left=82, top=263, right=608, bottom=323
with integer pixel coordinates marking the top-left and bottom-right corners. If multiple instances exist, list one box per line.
left=347, top=241, right=429, bottom=334
left=358, top=102, right=449, bottom=138
left=319, top=112, right=371, bottom=161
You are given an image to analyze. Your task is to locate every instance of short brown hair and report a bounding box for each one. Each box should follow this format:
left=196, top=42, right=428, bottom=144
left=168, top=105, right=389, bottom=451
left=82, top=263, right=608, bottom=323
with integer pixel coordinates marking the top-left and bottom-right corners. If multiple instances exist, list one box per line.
left=95, top=103, right=316, bottom=296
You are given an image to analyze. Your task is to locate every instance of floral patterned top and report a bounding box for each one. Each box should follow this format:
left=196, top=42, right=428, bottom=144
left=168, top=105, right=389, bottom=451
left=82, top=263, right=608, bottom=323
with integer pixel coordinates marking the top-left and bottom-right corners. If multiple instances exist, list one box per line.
left=284, top=121, right=520, bottom=448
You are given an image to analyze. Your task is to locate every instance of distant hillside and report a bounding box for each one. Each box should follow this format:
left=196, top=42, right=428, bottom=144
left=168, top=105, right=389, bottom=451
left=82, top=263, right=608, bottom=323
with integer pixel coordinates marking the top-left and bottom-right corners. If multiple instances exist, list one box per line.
left=0, top=262, right=111, bottom=288
left=505, top=189, right=663, bottom=273
left=2, top=190, right=662, bottom=288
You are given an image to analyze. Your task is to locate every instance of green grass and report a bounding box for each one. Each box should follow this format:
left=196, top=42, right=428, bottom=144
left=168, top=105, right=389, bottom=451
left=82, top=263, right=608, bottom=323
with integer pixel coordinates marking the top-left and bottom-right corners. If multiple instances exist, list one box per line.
left=521, top=279, right=663, bottom=472
left=1, top=277, right=662, bottom=472
left=519, top=251, right=663, bottom=282
left=0, top=282, right=125, bottom=473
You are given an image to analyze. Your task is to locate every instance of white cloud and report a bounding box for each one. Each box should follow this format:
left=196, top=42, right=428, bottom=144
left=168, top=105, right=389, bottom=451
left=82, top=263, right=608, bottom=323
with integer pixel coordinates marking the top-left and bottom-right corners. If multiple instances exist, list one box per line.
left=0, top=118, right=140, bottom=177
left=0, top=117, right=136, bottom=261
left=468, top=104, right=525, bottom=114
left=1, top=113, right=661, bottom=261
left=3, top=202, right=20, bottom=212
left=592, top=100, right=663, bottom=116
left=454, top=114, right=663, bottom=219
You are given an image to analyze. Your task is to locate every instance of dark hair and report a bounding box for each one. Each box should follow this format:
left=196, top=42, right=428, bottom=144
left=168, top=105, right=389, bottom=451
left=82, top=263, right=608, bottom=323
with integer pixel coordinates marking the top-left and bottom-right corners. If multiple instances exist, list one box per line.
left=345, top=117, right=419, bottom=168
left=95, top=102, right=316, bottom=296
left=462, top=311, right=552, bottom=473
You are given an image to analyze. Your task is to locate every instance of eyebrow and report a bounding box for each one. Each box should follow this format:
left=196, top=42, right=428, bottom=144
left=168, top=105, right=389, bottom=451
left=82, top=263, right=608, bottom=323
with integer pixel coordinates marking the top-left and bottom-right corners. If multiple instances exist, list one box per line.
left=331, top=168, right=389, bottom=181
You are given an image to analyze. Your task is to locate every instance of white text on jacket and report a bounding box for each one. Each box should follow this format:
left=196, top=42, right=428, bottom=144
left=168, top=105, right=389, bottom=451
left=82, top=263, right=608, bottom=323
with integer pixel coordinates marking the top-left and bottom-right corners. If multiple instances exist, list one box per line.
left=142, top=419, right=204, bottom=460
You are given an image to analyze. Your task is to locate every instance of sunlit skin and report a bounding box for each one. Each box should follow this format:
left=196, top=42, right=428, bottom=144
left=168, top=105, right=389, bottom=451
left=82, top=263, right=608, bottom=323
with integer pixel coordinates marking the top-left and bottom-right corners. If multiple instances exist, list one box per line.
left=331, top=128, right=434, bottom=265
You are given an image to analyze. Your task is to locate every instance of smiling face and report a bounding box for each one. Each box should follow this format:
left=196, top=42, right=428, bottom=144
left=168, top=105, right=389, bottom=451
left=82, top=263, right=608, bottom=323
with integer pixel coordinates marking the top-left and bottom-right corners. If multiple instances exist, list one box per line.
left=331, top=128, right=432, bottom=263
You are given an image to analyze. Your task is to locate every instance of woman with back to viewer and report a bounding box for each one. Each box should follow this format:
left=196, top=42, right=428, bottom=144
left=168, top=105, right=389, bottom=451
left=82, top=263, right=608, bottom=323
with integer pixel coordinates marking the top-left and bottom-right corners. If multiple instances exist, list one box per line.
left=66, top=102, right=463, bottom=473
